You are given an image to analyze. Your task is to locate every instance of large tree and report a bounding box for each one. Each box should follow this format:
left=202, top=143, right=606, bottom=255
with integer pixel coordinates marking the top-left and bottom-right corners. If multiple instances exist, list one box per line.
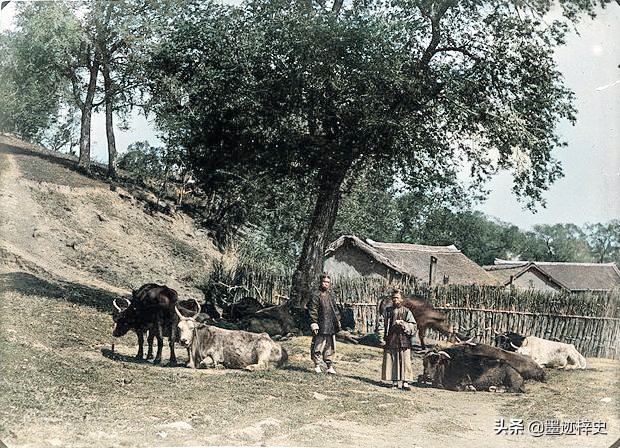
left=144, top=0, right=612, bottom=325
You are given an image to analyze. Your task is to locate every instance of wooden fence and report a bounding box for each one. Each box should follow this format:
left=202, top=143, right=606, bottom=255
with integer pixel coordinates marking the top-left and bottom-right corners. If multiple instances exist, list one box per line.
left=331, top=280, right=620, bottom=360
left=203, top=264, right=620, bottom=359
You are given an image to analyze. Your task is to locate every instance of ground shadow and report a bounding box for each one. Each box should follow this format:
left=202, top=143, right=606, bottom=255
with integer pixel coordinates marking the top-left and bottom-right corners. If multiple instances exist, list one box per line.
left=0, top=142, right=112, bottom=182
left=343, top=374, right=387, bottom=387
left=0, top=271, right=123, bottom=313
left=100, top=347, right=185, bottom=368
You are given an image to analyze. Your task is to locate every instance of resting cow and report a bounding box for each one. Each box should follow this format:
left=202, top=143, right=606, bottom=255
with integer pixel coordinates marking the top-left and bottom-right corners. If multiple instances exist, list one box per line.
left=453, top=342, right=545, bottom=381
left=495, top=332, right=587, bottom=369
left=421, top=345, right=525, bottom=393
left=112, top=283, right=179, bottom=365
left=175, top=303, right=288, bottom=370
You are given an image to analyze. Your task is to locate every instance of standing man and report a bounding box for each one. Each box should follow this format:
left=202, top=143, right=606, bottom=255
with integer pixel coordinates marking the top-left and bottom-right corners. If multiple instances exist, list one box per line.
left=381, top=288, right=416, bottom=390
left=308, top=273, right=341, bottom=374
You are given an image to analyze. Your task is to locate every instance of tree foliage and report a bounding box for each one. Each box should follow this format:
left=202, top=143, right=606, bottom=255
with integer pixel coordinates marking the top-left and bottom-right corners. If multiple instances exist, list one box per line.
left=143, top=0, right=606, bottom=310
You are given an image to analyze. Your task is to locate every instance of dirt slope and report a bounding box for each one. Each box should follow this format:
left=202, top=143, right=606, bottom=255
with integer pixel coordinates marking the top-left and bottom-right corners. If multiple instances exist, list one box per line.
left=0, top=135, right=222, bottom=301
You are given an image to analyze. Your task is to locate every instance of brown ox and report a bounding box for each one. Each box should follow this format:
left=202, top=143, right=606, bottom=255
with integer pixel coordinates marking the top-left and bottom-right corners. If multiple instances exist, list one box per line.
left=378, top=295, right=467, bottom=349
left=175, top=302, right=288, bottom=371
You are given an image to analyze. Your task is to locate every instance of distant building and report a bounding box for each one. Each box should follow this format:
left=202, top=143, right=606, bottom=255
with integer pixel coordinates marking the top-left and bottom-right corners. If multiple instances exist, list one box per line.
left=484, top=259, right=620, bottom=292
left=324, top=235, right=500, bottom=286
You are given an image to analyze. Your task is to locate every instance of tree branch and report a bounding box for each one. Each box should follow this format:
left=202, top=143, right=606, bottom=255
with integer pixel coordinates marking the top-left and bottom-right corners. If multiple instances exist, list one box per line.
left=332, top=0, right=344, bottom=15
left=433, top=45, right=479, bottom=61
left=418, top=0, right=457, bottom=68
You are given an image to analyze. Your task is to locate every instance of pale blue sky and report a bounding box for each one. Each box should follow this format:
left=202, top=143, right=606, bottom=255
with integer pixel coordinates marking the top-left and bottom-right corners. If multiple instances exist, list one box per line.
left=1, top=2, right=618, bottom=230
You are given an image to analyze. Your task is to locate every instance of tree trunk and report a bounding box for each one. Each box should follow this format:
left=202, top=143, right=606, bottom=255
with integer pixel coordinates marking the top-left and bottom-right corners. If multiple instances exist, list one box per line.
left=77, top=51, right=100, bottom=171
left=290, top=161, right=350, bottom=322
left=102, top=62, right=117, bottom=178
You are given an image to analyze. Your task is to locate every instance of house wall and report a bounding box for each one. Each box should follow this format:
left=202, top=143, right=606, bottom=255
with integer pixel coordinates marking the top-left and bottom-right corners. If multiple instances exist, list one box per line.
left=512, top=271, right=560, bottom=292
left=323, top=246, right=392, bottom=279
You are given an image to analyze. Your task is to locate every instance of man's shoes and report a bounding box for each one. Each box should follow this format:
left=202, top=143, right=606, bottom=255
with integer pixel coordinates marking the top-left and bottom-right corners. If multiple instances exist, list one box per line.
left=326, top=366, right=336, bottom=374
left=402, top=382, right=411, bottom=390
left=314, top=365, right=322, bottom=373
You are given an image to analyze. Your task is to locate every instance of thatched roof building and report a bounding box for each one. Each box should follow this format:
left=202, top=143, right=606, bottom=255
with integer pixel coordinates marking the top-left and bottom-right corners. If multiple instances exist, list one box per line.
left=484, top=259, right=620, bottom=292
left=324, top=235, right=500, bottom=286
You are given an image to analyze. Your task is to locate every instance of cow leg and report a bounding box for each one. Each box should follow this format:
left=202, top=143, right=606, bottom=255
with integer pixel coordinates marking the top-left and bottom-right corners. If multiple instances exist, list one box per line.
left=146, top=331, right=155, bottom=360
left=136, top=331, right=144, bottom=359
left=153, top=335, right=163, bottom=364
left=153, top=320, right=164, bottom=364
left=168, top=319, right=177, bottom=366
left=418, top=327, right=426, bottom=350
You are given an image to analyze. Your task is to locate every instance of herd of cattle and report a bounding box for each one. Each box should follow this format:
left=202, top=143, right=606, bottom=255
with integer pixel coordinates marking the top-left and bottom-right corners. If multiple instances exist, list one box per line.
left=111, top=283, right=587, bottom=393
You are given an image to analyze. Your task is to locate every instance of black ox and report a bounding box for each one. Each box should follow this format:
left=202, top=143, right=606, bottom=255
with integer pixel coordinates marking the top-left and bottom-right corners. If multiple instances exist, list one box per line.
left=421, top=345, right=525, bottom=393
left=112, top=283, right=179, bottom=365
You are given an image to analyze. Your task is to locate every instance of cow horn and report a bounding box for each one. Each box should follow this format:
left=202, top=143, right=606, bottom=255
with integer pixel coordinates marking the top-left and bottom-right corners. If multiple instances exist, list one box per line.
left=175, top=304, right=185, bottom=320
left=190, top=298, right=201, bottom=319
left=113, top=297, right=130, bottom=312
left=510, top=342, right=520, bottom=350
left=437, top=350, right=451, bottom=359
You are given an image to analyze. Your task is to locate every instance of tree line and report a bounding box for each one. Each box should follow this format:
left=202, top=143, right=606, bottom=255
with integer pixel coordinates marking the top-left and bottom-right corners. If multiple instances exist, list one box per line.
left=1, top=0, right=618, bottom=316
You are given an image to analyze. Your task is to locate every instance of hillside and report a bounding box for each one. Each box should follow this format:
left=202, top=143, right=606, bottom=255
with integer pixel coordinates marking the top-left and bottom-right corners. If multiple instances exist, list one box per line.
left=0, top=134, right=223, bottom=303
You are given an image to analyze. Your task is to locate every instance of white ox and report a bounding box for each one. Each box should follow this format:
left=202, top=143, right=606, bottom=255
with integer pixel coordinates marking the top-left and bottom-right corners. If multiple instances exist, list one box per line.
left=514, top=336, right=587, bottom=369
left=175, top=304, right=288, bottom=371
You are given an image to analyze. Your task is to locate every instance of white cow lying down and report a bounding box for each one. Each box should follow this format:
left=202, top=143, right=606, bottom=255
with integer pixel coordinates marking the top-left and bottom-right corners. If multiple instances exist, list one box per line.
left=497, top=332, right=586, bottom=369
left=517, top=336, right=586, bottom=369
left=175, top=305, right=288, bottom=371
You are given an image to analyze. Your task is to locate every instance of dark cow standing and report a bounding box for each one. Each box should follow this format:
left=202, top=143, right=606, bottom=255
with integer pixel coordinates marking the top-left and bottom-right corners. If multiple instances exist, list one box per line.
left=378, top=295, right=467, bottom=349
left=112, top=283, right=179, bottom=365
left=421, top=345, right=525, bottom=393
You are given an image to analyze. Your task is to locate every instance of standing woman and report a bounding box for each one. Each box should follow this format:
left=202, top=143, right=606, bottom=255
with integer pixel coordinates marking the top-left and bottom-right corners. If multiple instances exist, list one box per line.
left=381, top=289, right=417, bottom=390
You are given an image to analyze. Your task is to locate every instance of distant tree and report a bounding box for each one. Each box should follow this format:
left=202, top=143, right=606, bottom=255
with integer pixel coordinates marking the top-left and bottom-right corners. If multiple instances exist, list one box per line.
left=144, top=0, right=612, bottom=324
left=6, top=0, right=154, bottom=175
left=8, top=1, right=101, bottom=170
left=118, top=140, right=167, bottom=181
left=0, top=14, right=75, bottom=145
left=586, top=220, right=620, bottom=264
left=525, top=224, right=593, bottom=262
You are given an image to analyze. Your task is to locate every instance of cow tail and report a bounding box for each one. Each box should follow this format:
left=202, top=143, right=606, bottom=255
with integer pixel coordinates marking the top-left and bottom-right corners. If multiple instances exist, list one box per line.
left=277, top=347, right=289, bottom=367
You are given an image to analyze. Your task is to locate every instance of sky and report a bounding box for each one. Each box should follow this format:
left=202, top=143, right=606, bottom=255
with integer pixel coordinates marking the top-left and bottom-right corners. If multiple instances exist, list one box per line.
left=1, top=2, right=619, bottom=231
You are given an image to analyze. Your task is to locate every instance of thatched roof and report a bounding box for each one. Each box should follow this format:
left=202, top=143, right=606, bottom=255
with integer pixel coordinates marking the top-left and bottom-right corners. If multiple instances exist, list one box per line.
left=486, top=259, right=620, bottom=292
left=325, top=235, right=500, bottom=286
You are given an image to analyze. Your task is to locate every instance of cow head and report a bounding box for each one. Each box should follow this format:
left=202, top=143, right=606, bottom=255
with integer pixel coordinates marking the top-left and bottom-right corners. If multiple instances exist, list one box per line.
left=494, top=331, right=526, bottom=352
left=175, top=299, right=201, bottom=347
left=112, top=297, right=136, bottom=337
left=421, top=350, right=451, bottom=387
